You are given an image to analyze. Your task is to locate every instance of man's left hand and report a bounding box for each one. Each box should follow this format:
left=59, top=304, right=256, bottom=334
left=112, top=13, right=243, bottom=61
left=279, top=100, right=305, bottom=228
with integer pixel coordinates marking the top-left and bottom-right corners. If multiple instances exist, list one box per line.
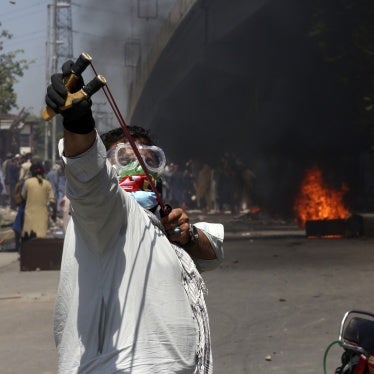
left=161, top=208, right=191, bottom=246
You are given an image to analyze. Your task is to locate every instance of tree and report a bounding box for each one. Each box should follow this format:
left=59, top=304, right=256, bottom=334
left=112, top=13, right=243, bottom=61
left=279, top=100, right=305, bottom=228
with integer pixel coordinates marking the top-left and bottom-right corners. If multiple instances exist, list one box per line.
left=0, top=23, right=30, bottom=114
left=309, top=0, right=374, bottom=145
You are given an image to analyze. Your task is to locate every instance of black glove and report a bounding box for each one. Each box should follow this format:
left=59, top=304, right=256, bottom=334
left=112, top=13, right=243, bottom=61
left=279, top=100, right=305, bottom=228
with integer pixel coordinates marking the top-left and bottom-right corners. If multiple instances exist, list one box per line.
left=45, top=60, right=95, bottom=134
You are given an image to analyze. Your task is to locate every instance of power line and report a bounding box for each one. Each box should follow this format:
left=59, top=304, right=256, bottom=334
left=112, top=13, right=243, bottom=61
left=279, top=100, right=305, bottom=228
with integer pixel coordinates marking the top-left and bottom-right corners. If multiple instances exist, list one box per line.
left=0, top=0, right=46, bottom=16
left=71, top=2, right=126, bottom=16
left=1, top=5, right=46, bottom=23
left=3, top=28, right=45, bottom=38
left=72, top=29, right=126, bottom=43
left=2, top=30, right=45, bottom=46
left=25, top=60, right=44, bottom=68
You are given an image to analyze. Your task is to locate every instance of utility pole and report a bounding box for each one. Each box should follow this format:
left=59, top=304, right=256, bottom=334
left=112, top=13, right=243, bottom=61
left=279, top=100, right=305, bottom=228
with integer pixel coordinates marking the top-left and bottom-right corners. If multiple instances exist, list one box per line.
left=55, top=0, right=73, bottom=69
left=45, top=4, right=52, bottom=161
left=46, top=0, right=73, bottom=164
left=51, top=0, right=58, bottom=165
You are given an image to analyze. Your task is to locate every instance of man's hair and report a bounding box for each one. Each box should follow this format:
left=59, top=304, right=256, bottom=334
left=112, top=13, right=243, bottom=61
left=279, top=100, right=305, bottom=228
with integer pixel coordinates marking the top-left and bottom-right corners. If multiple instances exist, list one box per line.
left=100, top=126, right=154, bottom=150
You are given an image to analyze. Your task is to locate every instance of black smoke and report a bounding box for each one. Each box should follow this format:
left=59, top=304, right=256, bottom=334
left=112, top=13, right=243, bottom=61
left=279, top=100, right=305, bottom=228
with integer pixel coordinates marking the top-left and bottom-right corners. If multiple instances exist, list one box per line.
left=72, top=0, right=177, bottom=132
left=73, top=0, right=373, bottom=217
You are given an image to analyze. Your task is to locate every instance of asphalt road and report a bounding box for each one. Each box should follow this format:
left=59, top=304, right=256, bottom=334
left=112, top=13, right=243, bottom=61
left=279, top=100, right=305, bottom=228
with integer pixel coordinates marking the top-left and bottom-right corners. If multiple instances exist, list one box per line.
left=1, top=234, right=374, bottom=374
left=205, top=235, right=374, bottom=374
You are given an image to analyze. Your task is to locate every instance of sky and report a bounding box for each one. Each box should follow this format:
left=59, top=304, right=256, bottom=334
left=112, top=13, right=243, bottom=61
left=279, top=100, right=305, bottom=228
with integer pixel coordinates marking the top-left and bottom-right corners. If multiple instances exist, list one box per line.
left=1, top=0, right=176, bottom=124
left=1, top=0, right=48, bottom=115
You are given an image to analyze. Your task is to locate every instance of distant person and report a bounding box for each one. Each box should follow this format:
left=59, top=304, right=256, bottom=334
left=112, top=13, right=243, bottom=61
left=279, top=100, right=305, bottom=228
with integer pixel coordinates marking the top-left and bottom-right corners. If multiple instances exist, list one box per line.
left=0, top=161, right=5, bottom=196
left=12, top=179, right=26, bottom=252
left=168, top=163, right=184, bottom=207
left=46, top=163, right=60, bottom=198
left=2, top=152, right=12, bottom=198
left=46, top=162, right=60, bottom=215
left=21, top=162, right=55, bottom=239
left=195, top=163, right=212, bottom=211
left=18, top=153, right=33, bottom=181
left=6, top=154, right=21, bottom=210
left=182, top=159, right=197, bottom=209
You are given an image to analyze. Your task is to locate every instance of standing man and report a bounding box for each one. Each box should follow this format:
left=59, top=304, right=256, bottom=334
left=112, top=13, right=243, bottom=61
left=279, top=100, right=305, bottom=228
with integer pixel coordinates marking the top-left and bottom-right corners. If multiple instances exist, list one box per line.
left=6, top=154, right=21, bottom=210
left=45, top=61, right=224, bottom=373
left=2, top=153, right=12, bottom=199
left=18, top=152, right=33, bottom=181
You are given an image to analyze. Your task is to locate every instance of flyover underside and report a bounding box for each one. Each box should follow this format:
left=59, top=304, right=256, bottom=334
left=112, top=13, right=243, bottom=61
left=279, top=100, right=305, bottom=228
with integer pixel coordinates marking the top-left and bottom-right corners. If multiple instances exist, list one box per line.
left=129, top=0, right=371, bottom=215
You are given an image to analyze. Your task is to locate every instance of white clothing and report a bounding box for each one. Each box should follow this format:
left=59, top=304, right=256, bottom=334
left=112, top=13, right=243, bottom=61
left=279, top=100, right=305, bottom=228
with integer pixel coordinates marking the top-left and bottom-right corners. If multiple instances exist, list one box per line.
left=55, top=134, right=224, bottom=373
left=60, top=195, right=71, bottom=233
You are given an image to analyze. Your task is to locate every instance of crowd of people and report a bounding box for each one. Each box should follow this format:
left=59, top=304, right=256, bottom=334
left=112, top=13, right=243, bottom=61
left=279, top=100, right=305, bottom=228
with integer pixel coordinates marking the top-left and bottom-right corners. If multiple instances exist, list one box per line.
left=0, top=148, right=255, bottom=250
left=161, top=152, right=257, bottom=214
left=0, top=153, right=68, bottom=251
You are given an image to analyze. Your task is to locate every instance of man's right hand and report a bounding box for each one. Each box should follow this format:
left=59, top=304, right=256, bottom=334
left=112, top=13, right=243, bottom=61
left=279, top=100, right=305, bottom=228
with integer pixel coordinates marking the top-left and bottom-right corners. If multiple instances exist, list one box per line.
left=45, top=60, right=95, bottom=134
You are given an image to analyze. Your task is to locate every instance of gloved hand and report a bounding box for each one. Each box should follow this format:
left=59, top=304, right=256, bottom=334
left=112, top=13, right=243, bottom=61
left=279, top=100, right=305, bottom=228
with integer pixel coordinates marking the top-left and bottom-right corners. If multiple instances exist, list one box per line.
left=45, top=60, right=95, bottom=134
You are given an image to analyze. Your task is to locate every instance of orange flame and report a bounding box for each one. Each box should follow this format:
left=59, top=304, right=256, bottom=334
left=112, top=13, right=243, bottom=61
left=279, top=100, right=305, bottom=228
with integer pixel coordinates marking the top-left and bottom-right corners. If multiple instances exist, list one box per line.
left=294, top=166, right=350, bottom=227
left=250, top=205, right=261, bottom=214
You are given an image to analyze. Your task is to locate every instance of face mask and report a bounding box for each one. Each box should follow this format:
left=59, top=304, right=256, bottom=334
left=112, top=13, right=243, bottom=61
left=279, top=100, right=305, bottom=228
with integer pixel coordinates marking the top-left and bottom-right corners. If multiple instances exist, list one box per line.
left=130, top=190, right=158, bottom=209
left=107, top=142, right=163, bottom=209
left=118, top=173, right=158, bottom=192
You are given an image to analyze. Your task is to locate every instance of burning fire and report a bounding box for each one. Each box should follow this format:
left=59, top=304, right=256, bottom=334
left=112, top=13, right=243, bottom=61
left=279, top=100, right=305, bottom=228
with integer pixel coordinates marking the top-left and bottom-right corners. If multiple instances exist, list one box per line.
left=294, top=166, right=350, bottom=227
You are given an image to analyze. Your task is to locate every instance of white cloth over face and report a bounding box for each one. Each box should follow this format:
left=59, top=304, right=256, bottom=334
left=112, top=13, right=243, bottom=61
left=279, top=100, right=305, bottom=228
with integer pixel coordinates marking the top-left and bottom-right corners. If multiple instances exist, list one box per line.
left=55, top=134, right=224, bottom=373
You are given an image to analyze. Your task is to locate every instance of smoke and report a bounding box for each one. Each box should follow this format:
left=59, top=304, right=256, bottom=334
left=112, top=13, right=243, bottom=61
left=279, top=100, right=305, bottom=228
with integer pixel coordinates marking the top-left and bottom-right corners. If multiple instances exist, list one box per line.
left=132, top=0, right=370, bottom=216
left=72, top=0, right=177, bottom=132
left=70, top=0, right=372, bottom=217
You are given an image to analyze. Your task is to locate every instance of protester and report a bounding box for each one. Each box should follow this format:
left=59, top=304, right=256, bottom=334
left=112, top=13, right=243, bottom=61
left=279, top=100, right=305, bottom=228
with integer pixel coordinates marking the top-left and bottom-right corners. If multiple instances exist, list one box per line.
left=12, top=178, right=26, bottom=252
left=195, top=163, right=213, bottom=211
left=1, top=152, right=12, bottom=198
left=0, top=160, right=5, bottom=196
left=18, top=153, right=33, bottom=181
left=5, top=154, right=21, bottom=210
left=21, top=162, right=55, bottom=239
left=167, top=162, right=184, bottom=207
left=46, top=162, right=60, bottom=216
left=183, top=159, right=197, bottom=209
left=45, top=60, right=224, bottom=373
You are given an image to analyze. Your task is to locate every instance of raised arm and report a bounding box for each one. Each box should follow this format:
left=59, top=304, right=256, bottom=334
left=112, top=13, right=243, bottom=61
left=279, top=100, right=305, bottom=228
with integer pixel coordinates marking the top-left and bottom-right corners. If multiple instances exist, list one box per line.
left=44, top=60, right=97, bottom=157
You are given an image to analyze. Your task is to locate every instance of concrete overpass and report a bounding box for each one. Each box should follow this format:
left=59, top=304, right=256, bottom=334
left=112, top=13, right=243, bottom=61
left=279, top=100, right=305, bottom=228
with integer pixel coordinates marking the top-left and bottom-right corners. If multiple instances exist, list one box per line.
left=128, top=0, right=274, bottom=161
left=126, top=0, right=371, bottom=215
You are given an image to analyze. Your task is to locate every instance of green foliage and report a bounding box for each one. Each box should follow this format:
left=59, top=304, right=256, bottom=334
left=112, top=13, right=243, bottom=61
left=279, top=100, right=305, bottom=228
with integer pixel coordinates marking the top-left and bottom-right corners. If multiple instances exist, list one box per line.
left=0, top=24, right=30, bottom=114
left=309, top=0, right=374, bottom=142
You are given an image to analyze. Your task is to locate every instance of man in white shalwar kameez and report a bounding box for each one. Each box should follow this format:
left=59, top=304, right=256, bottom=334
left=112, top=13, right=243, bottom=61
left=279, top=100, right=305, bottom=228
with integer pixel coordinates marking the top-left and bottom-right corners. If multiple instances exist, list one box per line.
left=46, top=61, right=224, bottom=374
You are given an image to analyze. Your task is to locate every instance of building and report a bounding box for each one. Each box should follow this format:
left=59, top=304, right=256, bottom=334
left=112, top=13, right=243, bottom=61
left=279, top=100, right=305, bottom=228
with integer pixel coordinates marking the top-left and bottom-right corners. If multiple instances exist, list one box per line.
left=0, top=111, right=34, bottom=160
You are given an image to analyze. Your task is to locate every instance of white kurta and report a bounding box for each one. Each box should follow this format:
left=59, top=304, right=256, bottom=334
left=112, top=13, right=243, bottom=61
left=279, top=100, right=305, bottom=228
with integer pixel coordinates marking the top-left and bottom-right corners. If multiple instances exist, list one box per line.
left=55, top=134, right=224, bottom=373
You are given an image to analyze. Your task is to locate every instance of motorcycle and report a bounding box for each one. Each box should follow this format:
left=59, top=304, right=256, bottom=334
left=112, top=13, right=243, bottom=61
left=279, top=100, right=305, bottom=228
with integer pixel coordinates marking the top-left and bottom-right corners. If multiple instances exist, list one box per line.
left=324, top=310, right=374, bottom=374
